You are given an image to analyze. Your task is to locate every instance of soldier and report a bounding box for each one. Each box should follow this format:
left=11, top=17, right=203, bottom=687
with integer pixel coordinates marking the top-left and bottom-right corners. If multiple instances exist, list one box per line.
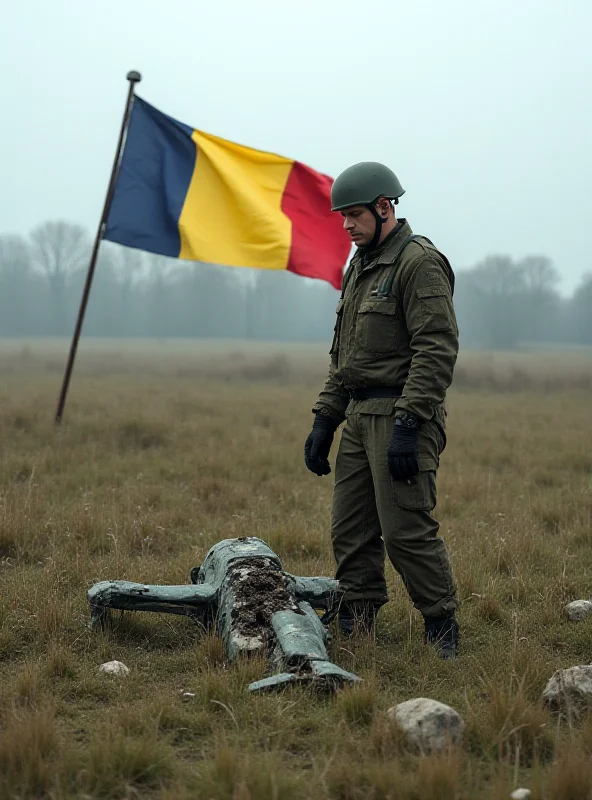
left=304, top=162, right=459, bottom=658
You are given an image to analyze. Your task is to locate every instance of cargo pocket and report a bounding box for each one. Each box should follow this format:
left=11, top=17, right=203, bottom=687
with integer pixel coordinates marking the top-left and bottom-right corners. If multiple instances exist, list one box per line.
left=330, top=299, right=344, bottom=356
left=357, top=300, right=398, bottom=353
left=416, top=286, right=453, bottom=333
left=392, top=470, right=437, bottom=512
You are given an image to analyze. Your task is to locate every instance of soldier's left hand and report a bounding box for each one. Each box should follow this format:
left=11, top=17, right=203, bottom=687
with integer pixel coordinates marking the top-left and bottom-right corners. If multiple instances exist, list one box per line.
left=387, top=419, right=420, bottom=482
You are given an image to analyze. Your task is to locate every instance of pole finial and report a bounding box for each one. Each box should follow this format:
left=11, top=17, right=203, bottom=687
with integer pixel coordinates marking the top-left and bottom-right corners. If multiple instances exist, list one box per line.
left=127, top=70, right=142, bottom=83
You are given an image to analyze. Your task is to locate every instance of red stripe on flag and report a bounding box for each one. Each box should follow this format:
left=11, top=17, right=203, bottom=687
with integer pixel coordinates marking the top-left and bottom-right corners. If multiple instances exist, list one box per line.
left=281, top=161, right=350, bottom=290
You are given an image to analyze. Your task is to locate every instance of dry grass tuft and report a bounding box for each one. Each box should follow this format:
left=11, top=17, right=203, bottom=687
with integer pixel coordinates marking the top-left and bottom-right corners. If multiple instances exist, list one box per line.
left=0, top=705, right=60, bottom=798
left=336, top=683, right=378, bottom=726
left=195, top=742, right=305, bottom=800
left=485, top=681, right=553, bottom=764
left=415, top=748, right=464, bottom=800
left=80, top=727, right=176, bottom=796
left=548, top=747, right=592, bottom=800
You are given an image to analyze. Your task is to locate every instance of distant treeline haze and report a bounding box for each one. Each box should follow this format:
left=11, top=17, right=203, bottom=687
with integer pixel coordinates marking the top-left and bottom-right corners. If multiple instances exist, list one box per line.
left=1, top=221, right=591, bottom=348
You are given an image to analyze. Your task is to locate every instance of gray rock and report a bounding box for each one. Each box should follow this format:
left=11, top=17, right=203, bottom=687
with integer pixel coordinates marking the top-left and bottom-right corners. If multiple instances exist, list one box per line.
left=388, top=697, right=463, bottom=752
left=98, top=660, right=130, bottom=677
left=565, top=600, right=592, bottom=621
left=542, top=665, right=592, bottom=718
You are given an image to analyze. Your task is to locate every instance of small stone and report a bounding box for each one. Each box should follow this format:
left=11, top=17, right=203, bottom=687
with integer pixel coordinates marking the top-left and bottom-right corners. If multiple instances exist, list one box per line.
left=388, top=697, right=463, bottom=752
left=565, top=600, right=592, bottom=621
left=542, top=665, right=592, bottom=719
left=99, top=660, right=130, bottom=677
left=510, top=789, right=531, bottom=800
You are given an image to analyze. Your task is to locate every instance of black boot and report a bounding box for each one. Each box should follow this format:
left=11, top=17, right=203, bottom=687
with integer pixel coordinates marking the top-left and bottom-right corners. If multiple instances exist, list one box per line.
left=424, top=613, right=459, bottom=659
left=338, top=602, right=379, bottom=638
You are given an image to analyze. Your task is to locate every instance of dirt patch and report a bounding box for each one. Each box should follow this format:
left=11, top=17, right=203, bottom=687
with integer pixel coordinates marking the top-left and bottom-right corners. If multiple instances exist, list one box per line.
left=230, top=557, right=296, bottom=641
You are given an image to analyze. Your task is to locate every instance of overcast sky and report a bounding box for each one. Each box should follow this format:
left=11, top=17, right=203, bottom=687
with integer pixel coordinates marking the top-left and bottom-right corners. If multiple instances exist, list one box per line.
left=2, top=0, right=590, bottom=294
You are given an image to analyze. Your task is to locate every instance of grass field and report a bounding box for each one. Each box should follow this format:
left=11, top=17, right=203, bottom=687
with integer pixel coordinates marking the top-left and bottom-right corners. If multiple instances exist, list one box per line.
left=1, top=340, right=592, bottom=799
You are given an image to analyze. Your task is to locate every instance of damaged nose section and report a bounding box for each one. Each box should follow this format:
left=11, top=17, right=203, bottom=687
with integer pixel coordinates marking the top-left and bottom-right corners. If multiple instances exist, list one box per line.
left=248, top=604, right=361, bottom=693
left=248, top=661, right=362, bottom=693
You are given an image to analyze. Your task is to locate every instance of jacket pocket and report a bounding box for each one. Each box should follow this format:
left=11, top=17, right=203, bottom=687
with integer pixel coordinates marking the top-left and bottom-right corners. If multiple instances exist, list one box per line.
left=416, top=286, right=453, bottom=333
left=330, top=299, right=344, bottom=355
left=356, top=300, right=398, bottom=353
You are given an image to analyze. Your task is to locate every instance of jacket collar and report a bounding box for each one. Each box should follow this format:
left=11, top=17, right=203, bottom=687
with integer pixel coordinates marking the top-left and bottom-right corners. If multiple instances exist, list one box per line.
left=353, top=219, right=414, bottom=270
left=375, top=219, right=414, bottom=265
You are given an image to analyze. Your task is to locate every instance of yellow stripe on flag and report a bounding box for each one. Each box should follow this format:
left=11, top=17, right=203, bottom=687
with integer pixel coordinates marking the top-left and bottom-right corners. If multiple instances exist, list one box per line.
left=178, top=129, right=294, bottom=268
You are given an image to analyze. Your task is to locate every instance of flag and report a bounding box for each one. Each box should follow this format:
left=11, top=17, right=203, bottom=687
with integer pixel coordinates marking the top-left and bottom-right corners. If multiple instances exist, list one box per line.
left=104, top=97, right=350, bottom=289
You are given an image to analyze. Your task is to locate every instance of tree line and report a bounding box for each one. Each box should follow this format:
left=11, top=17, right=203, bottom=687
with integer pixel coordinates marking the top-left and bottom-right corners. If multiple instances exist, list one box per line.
left=1, top=220, right=591, bottom=349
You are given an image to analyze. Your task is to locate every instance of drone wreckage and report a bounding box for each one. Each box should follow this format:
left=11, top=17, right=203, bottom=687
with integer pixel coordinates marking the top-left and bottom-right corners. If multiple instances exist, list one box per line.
left=88, top=537, right=361, bottom=692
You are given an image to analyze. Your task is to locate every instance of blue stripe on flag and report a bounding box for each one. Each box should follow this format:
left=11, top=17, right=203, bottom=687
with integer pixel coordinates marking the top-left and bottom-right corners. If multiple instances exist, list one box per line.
left=104, top=96, right=196, bottom=258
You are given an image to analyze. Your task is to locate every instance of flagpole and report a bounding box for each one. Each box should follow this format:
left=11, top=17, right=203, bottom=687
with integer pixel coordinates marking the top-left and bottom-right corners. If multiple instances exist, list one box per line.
left=54, top=70, right=142, bottom=424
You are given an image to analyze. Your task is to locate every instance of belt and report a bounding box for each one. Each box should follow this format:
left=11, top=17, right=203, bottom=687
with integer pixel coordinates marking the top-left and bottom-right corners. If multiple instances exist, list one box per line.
left=348, top=386, right=404, bottom=401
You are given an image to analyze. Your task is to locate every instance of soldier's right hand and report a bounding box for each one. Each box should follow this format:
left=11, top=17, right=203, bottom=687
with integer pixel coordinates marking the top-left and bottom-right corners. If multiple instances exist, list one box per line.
left=304, top=414, right=338, bottom=476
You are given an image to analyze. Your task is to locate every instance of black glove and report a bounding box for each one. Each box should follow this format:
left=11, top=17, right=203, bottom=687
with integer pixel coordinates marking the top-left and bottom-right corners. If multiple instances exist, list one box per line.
left=387, top=415, right=420, bottom=481
left=304, top=414, right=338, bottom=476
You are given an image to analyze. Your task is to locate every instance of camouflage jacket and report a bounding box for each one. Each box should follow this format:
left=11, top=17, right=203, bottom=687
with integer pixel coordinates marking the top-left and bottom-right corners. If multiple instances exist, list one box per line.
left=312, top=219, right=459, bottom=424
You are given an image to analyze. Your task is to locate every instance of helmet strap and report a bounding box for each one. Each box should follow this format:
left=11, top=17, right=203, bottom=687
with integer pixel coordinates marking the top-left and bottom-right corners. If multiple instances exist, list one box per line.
left=363, top=204, right=385, bottom=251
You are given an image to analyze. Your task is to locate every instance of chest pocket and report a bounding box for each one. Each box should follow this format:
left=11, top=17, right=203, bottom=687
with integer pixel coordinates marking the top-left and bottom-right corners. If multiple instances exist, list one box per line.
left=330, top=299, right=344, bottom=355
left=356, top=299, right=398, bottom=353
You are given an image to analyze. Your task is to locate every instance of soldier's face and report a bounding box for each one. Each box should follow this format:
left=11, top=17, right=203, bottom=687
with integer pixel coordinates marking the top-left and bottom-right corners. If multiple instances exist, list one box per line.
left=341, top=205, right=376, bottom=247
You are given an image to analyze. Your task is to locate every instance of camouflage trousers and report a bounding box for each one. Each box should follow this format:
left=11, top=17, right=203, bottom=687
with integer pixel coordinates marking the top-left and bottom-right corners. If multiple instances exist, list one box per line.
left=331, top=411, right=457, bottom=618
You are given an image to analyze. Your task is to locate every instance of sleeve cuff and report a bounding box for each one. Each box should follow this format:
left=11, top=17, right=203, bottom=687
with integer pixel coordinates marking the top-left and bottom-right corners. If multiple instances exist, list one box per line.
left=393, top=399, right=431, bottom=423
left=311, top=404, right=346, bottom=424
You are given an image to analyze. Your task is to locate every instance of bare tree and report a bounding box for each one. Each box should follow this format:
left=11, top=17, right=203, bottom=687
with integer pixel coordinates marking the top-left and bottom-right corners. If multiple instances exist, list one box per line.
left=570, top=273, right=592, bottom=344
left=30, top=221, right=90, bottom=335
left=466, top=256, right=526, bottom=348
left=0, top=234, right=30, bottom=268
left=112, top=245, right=145, bottom=337
left=520, top=255, right=559, bottom=293
left=0, top=235, right=34, bottom=335
left=518, top=255, right=561, bottom=340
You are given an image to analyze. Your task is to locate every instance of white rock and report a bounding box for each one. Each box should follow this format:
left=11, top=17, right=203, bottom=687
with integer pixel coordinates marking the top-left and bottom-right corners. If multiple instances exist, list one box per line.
left=542, top=665, right=592, bottom=718
left=388, top=697, right=464, bottom=752
left=99, top=660, right=130, bottom=677
left=565, top=600, right=592, bottom=621
left=510, top=789, right=531, bottom=800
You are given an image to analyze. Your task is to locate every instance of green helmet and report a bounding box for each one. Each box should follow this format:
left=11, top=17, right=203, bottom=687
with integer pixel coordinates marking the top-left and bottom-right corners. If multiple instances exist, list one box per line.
left=330, top=162, right=405, bottom=212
